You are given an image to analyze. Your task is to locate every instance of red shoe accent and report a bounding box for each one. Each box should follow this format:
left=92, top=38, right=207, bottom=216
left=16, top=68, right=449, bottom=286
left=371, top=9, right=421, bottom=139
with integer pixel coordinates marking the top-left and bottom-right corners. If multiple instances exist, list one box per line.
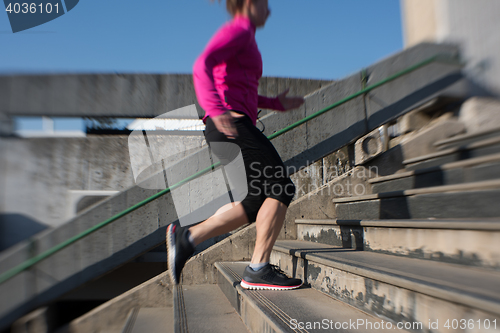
left=240, top=279, right=302, bottom=290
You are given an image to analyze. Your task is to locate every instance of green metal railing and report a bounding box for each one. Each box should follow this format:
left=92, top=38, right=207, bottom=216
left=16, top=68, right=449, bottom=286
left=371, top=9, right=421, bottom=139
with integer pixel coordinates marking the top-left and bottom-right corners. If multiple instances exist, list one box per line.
left=0, top=54, right=462, bottom=286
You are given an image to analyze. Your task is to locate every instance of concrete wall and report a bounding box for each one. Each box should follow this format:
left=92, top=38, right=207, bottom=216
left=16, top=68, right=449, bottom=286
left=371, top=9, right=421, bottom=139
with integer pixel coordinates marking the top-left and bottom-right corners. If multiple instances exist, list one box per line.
left=0, top=135, right=205, bottom=238
left=0, top=74, right=331, bottom=118
left=0, top=74, right=331, bottom=136
left=401, top=0, right=500, bottom=95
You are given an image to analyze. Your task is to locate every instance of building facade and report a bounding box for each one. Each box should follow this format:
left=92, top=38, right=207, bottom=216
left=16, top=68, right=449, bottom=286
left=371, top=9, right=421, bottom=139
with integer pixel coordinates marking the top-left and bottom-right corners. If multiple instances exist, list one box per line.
left=401, top=0, right=500, bottom=95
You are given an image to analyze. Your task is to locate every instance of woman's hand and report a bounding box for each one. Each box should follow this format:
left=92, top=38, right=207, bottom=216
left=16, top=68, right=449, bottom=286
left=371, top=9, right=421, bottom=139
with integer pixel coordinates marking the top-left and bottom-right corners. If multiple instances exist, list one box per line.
left=277, top=88, right=305, bottom=111
left=212, top=111, right=238, bottom=139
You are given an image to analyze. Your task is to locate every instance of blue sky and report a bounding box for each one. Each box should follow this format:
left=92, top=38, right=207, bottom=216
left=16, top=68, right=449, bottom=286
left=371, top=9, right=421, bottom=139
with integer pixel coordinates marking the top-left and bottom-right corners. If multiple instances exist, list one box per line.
left=1, top=0, right=403, bottom=130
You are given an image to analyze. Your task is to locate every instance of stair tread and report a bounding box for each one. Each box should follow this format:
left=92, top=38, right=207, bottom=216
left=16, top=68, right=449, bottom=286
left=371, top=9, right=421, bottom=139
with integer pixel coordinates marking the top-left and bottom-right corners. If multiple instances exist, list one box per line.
left=216, top=261, right=408, bottom=333
left=434, top=126, right=500, bottom=147
left=181, top=284, right=249, bottom=333
left=403, top=135, right=500, bottom=165
left=294, top=218, right=500, bottom=230
left=123, top=307, right=173, bottom=333
left=333, top=179, right=500, bottom=203
left=274, top=240, right=500, bottom=314
left=369, top=152, right=500, bottom=184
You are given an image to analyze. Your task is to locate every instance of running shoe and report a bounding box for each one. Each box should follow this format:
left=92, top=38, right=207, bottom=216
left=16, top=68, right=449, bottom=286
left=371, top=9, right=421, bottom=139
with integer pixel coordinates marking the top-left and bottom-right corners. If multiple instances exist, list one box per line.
left=166, top=222, right=195, bottom=284
left=240, top=263, right=302, bottom=290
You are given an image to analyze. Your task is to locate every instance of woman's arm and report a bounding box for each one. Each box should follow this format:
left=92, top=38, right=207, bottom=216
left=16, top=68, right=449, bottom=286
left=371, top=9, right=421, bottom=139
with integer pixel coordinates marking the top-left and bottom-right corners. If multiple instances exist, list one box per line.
left=258, top=95, right=285, bottom=111
left=258, top=88, right=304, bottom=111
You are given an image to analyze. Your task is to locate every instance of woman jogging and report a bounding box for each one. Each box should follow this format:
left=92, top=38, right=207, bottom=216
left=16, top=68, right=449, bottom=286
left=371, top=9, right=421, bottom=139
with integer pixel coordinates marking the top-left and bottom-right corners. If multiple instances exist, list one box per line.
left=167, top=0, right=305, bottom=290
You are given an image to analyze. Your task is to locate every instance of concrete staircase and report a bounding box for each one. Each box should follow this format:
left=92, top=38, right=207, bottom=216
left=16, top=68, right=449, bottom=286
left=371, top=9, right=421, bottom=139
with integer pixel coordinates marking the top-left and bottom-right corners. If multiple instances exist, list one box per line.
left=4, top=42, right=480, bottom=332
left=63, top=97, right=500, bottom=331
left=214, top=262, right=408, bottom=333
left=208, top=117, right=500, bottom=332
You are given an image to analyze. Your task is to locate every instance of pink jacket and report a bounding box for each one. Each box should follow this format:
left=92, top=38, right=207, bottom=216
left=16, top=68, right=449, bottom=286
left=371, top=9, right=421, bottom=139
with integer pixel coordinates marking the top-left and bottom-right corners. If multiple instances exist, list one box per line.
left=193, top=15, right=284, bottom=126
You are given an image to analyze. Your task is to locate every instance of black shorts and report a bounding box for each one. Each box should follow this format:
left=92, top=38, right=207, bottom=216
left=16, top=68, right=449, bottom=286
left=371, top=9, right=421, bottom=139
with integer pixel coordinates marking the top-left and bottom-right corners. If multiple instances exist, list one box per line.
left=204, top=113, right=295, bottom=223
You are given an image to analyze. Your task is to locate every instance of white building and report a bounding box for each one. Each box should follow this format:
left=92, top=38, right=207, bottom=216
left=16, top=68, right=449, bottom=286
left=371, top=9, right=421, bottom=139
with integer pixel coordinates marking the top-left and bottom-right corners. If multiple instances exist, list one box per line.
left=401, top=0, right=500, bottom=95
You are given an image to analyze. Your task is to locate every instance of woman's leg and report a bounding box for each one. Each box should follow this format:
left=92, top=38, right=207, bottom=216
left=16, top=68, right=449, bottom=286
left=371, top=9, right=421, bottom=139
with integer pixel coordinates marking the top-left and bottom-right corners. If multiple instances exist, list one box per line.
left=188, top=197, right=287, bottom=262
left=240, top=197, right=302, bottom=290
left=188, top=201, right=249, bottom=246
left=251, top=198, right=287, bottom=263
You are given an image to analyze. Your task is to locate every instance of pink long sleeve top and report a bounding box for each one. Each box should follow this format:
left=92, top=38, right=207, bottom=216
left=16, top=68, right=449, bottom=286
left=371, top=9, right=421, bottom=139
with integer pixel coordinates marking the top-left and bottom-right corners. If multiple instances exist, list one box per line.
left=193, top=14, right=285, bottom=126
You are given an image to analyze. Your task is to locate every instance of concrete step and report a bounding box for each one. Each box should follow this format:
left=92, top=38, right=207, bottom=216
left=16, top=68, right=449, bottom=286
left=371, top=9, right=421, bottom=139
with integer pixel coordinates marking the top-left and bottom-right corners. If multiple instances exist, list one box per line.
left=434, top=126, right=500, bottom=151
left=271, top=240, right=500, bottom=332
left=403, top=135, right=500, bottom=171
left=295, top=218, right=500, bottom=270
left=332, top=179, right=500, bottom=220
left=121, top=307, right=173, bottom=333
left=369, top=152, right=500, bottom=193
left=172, top=283, right=249, bottom=333
left=215, top=262, right=409, bottom=333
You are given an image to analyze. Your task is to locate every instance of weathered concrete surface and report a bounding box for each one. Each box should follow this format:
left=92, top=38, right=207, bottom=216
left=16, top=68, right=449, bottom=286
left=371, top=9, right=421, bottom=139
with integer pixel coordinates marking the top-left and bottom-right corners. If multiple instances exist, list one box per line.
left=261, top=73, right=365, bottom=173
left=271, top=241, right=500, bottom=333
left=297, top=223, right=363, bottom=250
left=217, top=261, right=409, bottom=333
left=396, top=97, right=453, bottom=134
left=359, top=97, right=464, bottom=168
left=0, top=112, right=14, bottom=136
left=289, top=145, right=353, bottom=202
left=0, top=186, right=175, bottom=331
left=0, top=142, right=245, bottom=329
left=0, top=134, right=206, bottom=230
left=0, top=74, right=331, bottom=118
left=120, top=308, right=173, bottom=333
left=398, top=107, right=432, bottom=134
left=458, top=97, right=500, bottom=133
left=182, top=284, right=249, bottom=333
left=280, top=166, right=376, bottom=240
left=296, top=219, right=500, bottom=270
left=57, top=272, right=172, bottom=333
left=11, top=307, right=52, bottom=333
left=404, top=135, right=500, bottom=171
left=435, top=127, right=500, bottom=151
left=365, top=43, right=464, bottom=130
left=334, top=187, right=500, bottom=220
left=180, top=224, right=256, bottom=285
left=354, top=125, right=388, bottom=165
left=397, top=117, right=465, bottom=160
left=364, top=226, right=500, bottom=270
left=370, top=153, right=500, bottom=193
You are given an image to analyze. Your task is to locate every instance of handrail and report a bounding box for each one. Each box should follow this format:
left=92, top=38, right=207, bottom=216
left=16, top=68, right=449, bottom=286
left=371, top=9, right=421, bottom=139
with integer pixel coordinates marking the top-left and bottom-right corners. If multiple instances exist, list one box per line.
left=0, top=54, right=462, bottom=285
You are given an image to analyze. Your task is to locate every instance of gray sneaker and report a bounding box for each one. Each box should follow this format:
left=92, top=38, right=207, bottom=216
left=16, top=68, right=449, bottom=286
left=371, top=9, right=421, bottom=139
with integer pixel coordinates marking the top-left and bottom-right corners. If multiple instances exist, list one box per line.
left=240, top=264, right=302, bottom=290
left=166, top=223, right=195, bottom=284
